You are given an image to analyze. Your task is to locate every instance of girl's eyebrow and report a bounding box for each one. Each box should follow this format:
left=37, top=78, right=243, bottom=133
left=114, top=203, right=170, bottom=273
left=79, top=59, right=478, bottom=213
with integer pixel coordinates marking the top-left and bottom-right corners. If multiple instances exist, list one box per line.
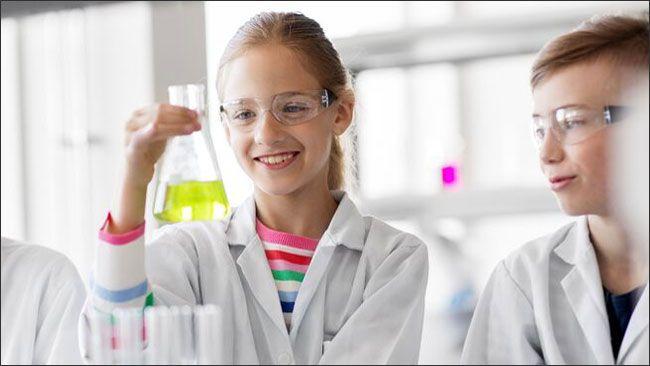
left=223, top=97, right=253, bottom=106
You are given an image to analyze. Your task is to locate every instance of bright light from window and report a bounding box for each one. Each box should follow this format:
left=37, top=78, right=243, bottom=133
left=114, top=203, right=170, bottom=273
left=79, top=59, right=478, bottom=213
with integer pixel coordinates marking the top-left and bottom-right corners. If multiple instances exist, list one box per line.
left=1, top=19, right=24, bottom=241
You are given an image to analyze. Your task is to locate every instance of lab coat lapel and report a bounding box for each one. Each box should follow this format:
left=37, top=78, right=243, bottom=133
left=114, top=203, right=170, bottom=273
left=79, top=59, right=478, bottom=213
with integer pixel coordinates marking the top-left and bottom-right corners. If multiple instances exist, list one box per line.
left=557, top=217, right=614, bottom=364
left=288, top=236, right=336, bottom=343
left=289, top=191, right=366, bottom=342
left=236, top=235, right=289, bottom=335
left=561, top=268, right=614, bottom=364
left=227, top=196, right=289, bottom=336
left=618, top=284, right=649, bottom=362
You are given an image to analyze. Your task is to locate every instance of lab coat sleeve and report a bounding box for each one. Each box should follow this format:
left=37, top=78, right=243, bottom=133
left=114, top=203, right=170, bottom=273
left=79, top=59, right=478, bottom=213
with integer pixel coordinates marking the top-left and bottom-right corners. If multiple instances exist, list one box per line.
left=319, top=239, right=429, bottom=365
left=90, top=213, right=150, bottom=313
left=34, top=256, right=86, bottom=365
left=144, top=225, right=203, bottom=306
left=89, top=214, right=202, bottom=312
left=461, top=260, right=543, bottom=364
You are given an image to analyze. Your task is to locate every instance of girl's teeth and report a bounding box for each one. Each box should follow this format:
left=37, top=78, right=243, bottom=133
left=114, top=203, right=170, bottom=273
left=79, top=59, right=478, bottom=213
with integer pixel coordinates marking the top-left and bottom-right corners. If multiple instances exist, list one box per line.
left=260, top=153, right=294, bottom=165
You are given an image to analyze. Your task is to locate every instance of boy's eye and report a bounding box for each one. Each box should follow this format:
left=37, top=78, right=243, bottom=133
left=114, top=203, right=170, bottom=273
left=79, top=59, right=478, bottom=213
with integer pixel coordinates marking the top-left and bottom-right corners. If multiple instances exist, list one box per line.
left=566, top=120, right=584, bottom=129
left=534, top=127, right=545, bottom=139
left=556, top=109, right=589, bottom=130
left=532, top=117, right=545, bottom=138
left=559, top=119, right=585, bottom=130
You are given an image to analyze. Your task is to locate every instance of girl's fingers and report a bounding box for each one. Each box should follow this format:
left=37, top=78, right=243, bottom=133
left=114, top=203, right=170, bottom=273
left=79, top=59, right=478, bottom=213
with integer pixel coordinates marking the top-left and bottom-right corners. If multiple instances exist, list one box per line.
left=155, top=103, right=198, bottom=120
left=125, top=103, right=201, bottom=146
left=142, top=121, right=200, bottom=142
left=158, top=112, right=199, bottom=127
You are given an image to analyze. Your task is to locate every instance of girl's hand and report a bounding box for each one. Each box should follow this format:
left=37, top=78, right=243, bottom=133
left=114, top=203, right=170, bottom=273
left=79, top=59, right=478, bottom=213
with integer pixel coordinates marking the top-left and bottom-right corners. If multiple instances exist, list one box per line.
left=124, top=103, right=201, bottom=188
left=106, top=103, right=201, bottom=234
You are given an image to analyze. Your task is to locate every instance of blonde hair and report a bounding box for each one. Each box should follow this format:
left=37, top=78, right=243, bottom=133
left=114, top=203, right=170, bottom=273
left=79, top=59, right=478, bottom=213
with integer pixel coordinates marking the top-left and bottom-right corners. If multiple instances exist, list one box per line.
left=216, top=12, right=356, bottom=191
left=531, top=12, right=649, bottom=88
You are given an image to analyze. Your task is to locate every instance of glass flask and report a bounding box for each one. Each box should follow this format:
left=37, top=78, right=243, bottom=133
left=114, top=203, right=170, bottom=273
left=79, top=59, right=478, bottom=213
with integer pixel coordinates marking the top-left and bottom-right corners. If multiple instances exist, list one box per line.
left=153, top=84, right=230, bottom=223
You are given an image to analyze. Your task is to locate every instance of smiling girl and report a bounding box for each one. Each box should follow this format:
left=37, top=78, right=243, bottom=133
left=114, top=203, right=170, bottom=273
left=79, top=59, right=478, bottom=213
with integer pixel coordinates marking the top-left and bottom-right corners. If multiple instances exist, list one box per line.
left=82, top=12, right=428, bottom=364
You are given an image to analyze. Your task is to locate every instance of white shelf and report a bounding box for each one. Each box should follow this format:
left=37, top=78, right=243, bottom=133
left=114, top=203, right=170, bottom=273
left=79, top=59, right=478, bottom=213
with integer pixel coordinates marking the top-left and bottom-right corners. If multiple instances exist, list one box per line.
left=357, top=187, right=560, bottom=221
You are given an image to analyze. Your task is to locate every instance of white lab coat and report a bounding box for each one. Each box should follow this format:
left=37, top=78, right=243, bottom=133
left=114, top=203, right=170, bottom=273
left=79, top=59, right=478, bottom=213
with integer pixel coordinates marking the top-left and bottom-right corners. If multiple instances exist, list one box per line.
left=1, top=237, right=86, bottom=365
left=81, top=191, right=429, bottom=364
left=461, top=216, right=649, bottom=365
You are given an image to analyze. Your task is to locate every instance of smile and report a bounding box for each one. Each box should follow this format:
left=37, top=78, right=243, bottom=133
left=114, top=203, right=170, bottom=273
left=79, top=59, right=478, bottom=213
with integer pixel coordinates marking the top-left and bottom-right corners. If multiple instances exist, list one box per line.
left=254, top=152, right=299, bottom=170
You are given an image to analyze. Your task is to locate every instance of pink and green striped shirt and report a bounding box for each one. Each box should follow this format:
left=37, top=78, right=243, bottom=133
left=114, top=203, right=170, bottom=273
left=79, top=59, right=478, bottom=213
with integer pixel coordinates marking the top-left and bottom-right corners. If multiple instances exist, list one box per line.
left=256, top=219, right=319, bottom=330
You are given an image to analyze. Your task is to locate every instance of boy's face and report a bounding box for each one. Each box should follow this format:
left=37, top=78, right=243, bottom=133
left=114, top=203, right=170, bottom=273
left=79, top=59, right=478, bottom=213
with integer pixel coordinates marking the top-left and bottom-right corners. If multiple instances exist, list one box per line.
left=532, top=58, right=636, bottom=216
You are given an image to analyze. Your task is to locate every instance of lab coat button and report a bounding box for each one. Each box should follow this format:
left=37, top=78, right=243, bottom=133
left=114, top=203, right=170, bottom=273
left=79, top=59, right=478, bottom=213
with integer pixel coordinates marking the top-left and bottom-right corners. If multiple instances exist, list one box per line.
left=277, top=352, right=293, bottom=364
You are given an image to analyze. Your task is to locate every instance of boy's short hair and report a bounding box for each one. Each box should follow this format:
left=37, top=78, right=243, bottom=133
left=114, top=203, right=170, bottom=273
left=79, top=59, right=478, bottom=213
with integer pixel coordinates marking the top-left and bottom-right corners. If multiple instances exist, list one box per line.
left=531, top=12, right=649, bottom=88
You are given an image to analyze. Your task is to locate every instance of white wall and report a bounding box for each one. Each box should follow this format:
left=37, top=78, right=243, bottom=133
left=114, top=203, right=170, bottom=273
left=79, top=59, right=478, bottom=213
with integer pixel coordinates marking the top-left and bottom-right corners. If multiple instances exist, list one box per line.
left=1, top=19, right=24, bottom=241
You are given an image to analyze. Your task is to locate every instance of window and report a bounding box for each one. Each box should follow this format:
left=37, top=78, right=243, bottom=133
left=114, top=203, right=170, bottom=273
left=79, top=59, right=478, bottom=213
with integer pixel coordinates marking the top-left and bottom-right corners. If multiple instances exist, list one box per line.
left=1, top=18, right=24, bottom=241
left=1, top=2, right=155, bottom=277
left=461, top=53, right=545, bottom=189
left=356, top=64, right=459, bottom=198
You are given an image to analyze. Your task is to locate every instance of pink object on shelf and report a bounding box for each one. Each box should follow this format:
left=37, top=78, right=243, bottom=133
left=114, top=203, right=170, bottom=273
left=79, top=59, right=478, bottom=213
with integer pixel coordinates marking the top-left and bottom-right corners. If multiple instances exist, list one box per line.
left=441, top=163, right=459, bottom=188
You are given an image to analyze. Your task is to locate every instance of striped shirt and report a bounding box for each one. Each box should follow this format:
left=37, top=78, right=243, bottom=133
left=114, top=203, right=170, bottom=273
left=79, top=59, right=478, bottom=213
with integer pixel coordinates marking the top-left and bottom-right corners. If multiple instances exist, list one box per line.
left=256, top=219, right=319, bottom=330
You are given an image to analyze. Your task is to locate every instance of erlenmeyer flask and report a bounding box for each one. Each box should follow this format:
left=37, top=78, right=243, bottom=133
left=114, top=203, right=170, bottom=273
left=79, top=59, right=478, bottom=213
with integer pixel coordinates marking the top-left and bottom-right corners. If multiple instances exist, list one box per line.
left=153, top=84, right=230, bottom=223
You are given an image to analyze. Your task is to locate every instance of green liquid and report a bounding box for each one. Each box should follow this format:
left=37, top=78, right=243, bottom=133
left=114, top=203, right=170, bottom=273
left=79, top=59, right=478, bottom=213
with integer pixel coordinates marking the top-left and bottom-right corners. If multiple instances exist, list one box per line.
left=154, top=180, right=230, bottom=222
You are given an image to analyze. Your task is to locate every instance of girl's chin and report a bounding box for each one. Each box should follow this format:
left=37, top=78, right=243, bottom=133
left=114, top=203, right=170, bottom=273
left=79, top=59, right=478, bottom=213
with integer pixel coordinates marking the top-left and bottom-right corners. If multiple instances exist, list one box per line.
left=254, top=180, right=302, bottom=197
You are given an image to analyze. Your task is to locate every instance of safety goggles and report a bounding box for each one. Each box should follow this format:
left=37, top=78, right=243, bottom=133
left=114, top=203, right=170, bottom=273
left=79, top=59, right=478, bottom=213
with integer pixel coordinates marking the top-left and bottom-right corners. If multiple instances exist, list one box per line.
left=531, top=105, right=629, bottom=147
left=220, top=89, right=337, bottom=128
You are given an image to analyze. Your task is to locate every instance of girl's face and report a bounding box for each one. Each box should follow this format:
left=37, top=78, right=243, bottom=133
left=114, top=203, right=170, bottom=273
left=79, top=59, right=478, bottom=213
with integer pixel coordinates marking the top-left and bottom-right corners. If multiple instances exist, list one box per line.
left=221, top=45, right=353, bottom=197
left=532, top=58, right=630, bottom=216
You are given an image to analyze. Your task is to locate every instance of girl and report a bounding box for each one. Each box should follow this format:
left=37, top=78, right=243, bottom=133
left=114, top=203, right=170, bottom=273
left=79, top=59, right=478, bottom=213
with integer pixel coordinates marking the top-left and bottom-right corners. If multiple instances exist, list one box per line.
left=82, top=12, right=428, bottom=364
left=461, top=14, right=649, bottom=364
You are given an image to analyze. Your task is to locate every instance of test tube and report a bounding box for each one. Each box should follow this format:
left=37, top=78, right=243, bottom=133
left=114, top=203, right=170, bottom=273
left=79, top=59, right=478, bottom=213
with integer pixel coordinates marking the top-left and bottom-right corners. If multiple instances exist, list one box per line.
left=88, top=308, right=113, bottom=365
left=144, top=306, right=171, bottom=365
left=114, top=307, right=144, bottom=365
left=170, top=305, right=195, bottom=365
left=194, top=304, right=225, bottom=364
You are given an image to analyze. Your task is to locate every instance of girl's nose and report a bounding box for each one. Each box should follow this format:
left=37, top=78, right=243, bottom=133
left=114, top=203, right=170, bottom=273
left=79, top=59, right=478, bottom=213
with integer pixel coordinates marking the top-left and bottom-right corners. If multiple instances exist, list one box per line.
left=253, top=110, right=286, bottom=146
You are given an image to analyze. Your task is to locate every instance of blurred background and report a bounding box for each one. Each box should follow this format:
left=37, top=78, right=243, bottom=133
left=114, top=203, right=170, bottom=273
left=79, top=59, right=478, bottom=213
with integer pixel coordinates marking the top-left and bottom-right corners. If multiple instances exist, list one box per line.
left=1, top=1, right=647, bottom=363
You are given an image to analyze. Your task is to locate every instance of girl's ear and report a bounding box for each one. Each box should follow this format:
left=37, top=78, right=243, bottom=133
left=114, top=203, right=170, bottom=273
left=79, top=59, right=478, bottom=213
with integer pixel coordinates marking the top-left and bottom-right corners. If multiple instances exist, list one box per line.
left=332, top=95, right=355, bottom=136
